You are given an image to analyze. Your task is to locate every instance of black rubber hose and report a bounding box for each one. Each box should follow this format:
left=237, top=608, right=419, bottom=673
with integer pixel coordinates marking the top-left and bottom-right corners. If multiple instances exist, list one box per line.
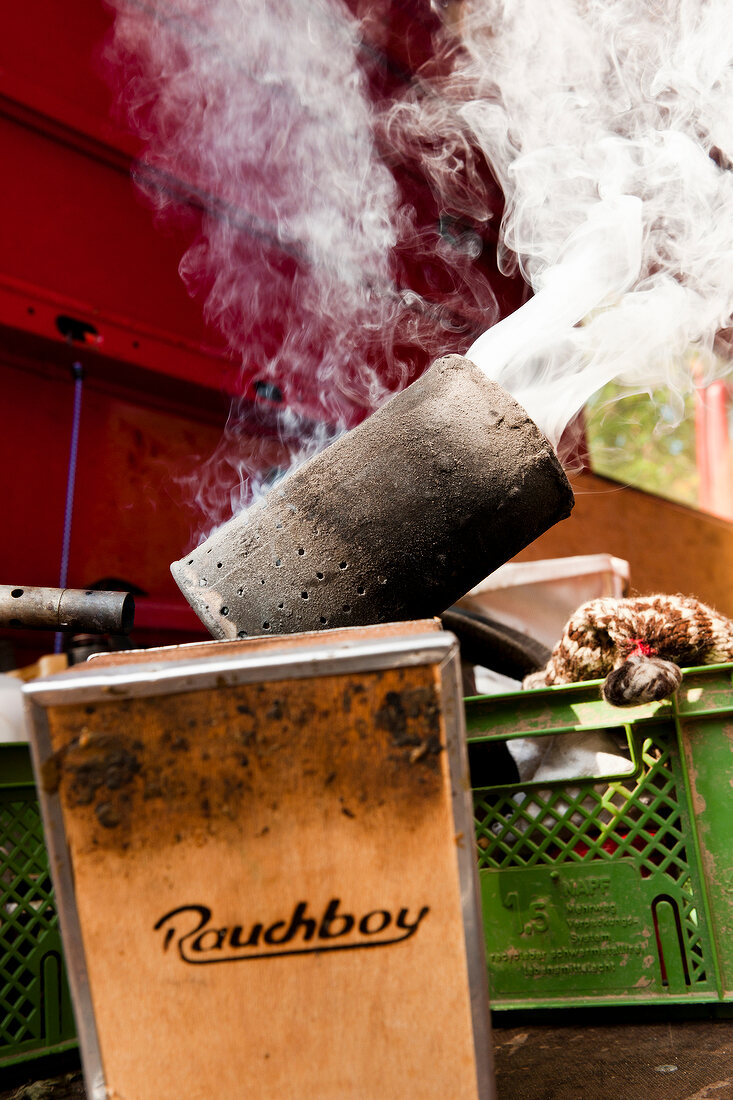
left=440, top=605, right=551, bottom=680
left=440, top=605, right=552, bottom=789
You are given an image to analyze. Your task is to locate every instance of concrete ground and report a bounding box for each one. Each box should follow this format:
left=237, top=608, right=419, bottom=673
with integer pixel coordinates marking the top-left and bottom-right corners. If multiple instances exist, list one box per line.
left=2, top=1015, right=732, bottom=1099
left=492, top=1015, right=733, bottom=1099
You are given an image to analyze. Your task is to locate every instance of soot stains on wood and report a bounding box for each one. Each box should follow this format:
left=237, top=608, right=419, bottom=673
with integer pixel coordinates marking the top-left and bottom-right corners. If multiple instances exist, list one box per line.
left=375, top=686, right=443, bottom=772
left=44, top=664, right=446, bottom=851
left=63, top=737, right=142, bottom=807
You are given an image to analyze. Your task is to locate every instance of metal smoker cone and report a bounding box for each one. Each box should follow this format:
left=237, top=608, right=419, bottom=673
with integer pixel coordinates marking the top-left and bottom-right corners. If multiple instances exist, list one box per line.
left=171, top=355, right=574, bottom=639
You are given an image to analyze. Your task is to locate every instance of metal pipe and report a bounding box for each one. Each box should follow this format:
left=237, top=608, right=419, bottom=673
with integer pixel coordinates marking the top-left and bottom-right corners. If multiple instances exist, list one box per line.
left=171, top=355, right=574, bottom=639
left=0, top=586, right=135, bottom=634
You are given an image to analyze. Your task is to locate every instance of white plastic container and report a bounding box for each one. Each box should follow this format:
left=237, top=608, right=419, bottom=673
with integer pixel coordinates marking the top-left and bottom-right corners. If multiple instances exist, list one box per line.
left=0, top=674, right=28, bottom=743
left=458, top=553, right=630, bottom=650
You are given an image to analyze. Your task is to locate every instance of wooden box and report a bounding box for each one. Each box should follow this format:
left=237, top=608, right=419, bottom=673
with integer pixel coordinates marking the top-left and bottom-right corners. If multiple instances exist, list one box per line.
left=23, top=623, right=494, bottom=1099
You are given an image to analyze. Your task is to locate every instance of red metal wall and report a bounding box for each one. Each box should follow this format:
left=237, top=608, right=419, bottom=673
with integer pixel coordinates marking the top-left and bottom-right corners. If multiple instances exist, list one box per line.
left=0, top=0, right=524, bottom=667
left=0, top=1, right=267, bottom=663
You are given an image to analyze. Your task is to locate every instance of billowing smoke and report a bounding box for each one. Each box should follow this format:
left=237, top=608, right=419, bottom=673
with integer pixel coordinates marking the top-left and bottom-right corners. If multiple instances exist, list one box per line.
left=103, top=0, right=500, bottom=532
left=397, top=0, right=733, bottom=447
left=107, top=0, right=733, bottom=521
left=107, top=0, right=398, bottom=392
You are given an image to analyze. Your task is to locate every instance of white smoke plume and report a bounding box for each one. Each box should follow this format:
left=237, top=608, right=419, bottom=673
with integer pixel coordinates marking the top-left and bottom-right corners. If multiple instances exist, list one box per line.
left=104, top=0, right=500, bottom=531
left=396, top=0, right=733, bottom=447
left=106, top=0, right=400, bottom=411
left=107, top=0, right=733, bottom=512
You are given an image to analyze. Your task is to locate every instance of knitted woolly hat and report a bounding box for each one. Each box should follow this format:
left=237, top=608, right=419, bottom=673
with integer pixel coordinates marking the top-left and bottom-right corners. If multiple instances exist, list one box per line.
left=523, top=594, right=733, bottom=706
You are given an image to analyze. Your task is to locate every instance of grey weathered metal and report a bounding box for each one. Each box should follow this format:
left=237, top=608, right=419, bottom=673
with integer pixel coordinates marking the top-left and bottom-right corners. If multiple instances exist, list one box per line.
left=171, top=355, right=574, bottom=639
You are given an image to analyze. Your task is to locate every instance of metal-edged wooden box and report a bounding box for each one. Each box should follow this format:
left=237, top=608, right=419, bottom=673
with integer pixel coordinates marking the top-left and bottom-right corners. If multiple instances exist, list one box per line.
left=24, top=623, right=494, bottom=1100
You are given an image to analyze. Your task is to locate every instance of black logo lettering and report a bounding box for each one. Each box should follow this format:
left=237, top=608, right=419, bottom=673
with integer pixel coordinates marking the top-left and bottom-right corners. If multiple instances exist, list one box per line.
left=230, top=923, right=263, bottom=948
left=154, top=898, right=430, bottom=964
left=359, top=910, right=391, bottom=935
left=264, top=902, right=316, bottom=945
left=396, top=906, right=430, bottom=937
left=318, top=898, right=354, bottom=939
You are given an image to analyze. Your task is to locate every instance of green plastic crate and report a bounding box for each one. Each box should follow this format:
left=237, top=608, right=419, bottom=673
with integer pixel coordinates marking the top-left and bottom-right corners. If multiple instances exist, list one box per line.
left=0, top=744, right=77, bottom=1068
left=466, top=663, right=733, bottom=1010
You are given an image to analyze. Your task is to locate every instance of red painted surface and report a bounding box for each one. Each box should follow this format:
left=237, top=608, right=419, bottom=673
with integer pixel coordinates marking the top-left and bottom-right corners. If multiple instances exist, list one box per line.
left=0, top=0, right=525, bottom=668
left=696, top=380, right=733, bottom=521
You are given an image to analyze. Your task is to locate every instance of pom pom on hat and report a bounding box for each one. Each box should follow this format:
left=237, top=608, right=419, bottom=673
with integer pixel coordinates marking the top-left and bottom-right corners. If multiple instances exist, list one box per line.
left=602, top=653, right=683, bottom=707
left=524, top=595, right=733, bottom=707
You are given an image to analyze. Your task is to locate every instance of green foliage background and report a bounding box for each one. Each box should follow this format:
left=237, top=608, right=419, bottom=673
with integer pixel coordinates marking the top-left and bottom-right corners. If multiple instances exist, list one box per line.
left=585, top=382, right=699, bottom=507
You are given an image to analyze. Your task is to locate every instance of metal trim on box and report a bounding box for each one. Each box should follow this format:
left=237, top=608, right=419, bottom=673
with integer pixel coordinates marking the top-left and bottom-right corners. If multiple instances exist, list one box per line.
left=439, top=648, right=496, bottom=1098
left=25, top=708, right=108, bottom=1100
left=23, top=631, right=456, bottom=706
